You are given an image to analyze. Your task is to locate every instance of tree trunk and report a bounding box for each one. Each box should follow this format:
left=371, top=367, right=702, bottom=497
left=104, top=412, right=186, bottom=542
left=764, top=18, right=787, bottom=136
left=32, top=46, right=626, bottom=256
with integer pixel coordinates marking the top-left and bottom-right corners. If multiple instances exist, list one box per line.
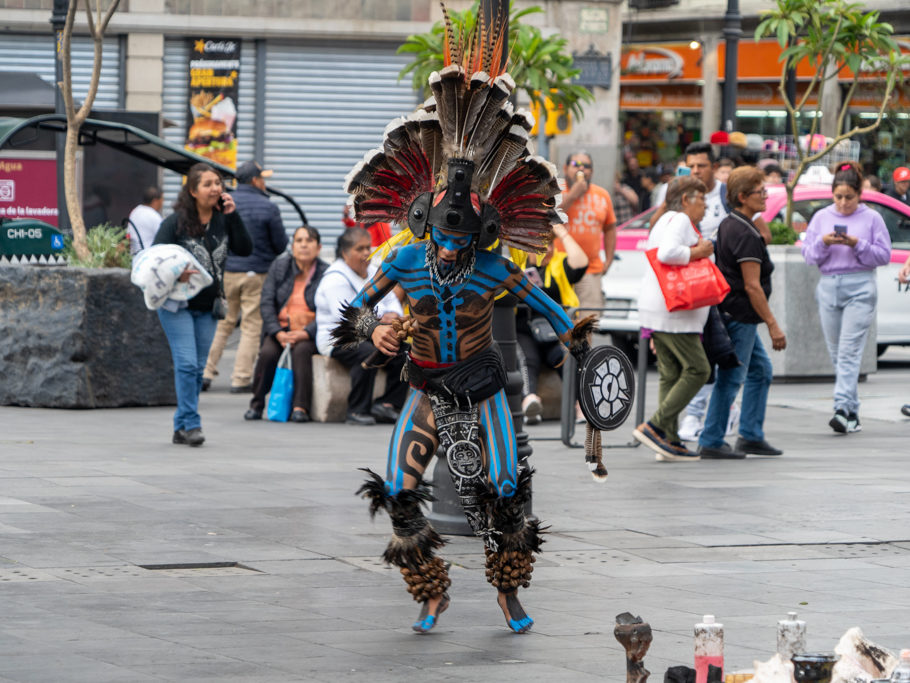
left=59, top=0, right=122, bottom=262
left=64, top=117, right=89, bottom=261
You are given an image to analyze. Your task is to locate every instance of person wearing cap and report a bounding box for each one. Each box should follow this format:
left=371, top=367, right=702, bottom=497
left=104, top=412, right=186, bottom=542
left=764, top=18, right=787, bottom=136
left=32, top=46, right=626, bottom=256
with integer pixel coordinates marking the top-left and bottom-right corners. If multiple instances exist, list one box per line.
left=888, top=167, right=910, bottom=206
left=203, top=161, right=289, bottom=393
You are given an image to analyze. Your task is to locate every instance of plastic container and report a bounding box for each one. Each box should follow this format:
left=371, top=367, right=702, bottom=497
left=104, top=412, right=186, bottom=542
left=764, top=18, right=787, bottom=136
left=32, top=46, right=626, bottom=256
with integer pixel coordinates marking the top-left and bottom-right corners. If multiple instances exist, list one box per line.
left=891, top=649, right=910, bottom=683
left=777, top=611, right=807, bottom=660
left=695, top=614, right=724, bottom=683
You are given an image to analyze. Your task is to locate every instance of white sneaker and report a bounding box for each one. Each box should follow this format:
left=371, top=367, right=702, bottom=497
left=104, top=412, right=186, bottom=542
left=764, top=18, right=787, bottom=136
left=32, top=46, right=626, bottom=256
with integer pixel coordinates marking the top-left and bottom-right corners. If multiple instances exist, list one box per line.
left=678, top=414, right=703, bottom=442
left=725, top=402, right=740, bottom=437
left=522, top=394, right=543, bottom=425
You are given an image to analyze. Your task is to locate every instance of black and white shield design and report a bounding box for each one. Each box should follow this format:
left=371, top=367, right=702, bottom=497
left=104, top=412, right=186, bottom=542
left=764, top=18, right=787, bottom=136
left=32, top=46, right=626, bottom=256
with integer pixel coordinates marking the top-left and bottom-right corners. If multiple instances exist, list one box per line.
left=578, top=345, right=635, bottom=431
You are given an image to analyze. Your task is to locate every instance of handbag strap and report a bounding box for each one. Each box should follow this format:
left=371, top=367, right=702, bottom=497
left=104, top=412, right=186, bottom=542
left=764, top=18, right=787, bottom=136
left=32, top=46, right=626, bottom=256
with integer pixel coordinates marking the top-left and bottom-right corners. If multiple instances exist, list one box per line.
left=127, top=218, right=145, bottom=250
left=278, top=343, right=293, bottom=370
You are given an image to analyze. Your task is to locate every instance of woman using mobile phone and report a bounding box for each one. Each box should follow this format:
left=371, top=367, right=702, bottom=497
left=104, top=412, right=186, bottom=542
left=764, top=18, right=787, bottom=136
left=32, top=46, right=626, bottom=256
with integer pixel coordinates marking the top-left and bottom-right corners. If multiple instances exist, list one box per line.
left=802, top=161, right=891, bottom=434
left=153, top=163, right=252, bottom=446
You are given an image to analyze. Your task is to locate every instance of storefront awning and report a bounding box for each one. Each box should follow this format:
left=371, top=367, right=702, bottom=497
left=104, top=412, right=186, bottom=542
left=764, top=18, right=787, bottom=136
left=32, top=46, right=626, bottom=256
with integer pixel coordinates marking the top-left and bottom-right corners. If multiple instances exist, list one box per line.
left=0, top=114, right=307, bottom=225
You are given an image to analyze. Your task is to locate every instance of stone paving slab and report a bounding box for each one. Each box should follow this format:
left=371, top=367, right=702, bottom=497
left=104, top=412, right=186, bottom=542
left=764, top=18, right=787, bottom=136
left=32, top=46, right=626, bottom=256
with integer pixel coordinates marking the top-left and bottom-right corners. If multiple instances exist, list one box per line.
left=0, top=347, right=909, bottom=681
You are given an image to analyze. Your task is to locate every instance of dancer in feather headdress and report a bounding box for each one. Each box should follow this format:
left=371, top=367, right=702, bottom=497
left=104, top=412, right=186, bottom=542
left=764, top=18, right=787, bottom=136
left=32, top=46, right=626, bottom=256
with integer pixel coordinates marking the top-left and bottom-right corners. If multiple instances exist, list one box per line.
left=340, top=0, right=597, bottom=634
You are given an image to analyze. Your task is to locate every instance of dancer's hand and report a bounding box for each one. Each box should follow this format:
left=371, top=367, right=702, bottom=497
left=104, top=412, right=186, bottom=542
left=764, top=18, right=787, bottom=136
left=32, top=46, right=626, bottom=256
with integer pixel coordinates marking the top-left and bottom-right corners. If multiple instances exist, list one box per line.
left=371, top=323, right=400, bottom=355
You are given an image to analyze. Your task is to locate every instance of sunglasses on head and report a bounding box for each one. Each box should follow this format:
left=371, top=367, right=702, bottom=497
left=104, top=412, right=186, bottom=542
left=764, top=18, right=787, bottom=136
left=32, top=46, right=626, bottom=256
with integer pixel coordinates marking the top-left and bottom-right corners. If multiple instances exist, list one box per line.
left=569, top=160, right=592, bottom=169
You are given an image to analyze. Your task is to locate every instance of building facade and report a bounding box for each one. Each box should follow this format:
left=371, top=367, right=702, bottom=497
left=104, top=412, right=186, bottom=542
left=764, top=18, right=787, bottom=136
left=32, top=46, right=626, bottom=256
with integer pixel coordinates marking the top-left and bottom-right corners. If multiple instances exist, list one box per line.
left=1, top=0, right=907, bottom=236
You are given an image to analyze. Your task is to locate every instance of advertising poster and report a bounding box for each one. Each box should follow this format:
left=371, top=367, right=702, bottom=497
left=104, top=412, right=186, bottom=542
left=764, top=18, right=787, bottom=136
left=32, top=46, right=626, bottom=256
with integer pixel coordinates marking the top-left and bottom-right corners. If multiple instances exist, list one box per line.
left=185, top=38, right=239, bottom=169
left=0, top=157, right=59, bottom=227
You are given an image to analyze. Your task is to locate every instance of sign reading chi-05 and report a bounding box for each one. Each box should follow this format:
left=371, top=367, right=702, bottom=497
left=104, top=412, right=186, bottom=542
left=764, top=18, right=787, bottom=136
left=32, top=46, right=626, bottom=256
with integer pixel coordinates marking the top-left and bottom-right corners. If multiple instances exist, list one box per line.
left=530, top=91, right=572, bottom=136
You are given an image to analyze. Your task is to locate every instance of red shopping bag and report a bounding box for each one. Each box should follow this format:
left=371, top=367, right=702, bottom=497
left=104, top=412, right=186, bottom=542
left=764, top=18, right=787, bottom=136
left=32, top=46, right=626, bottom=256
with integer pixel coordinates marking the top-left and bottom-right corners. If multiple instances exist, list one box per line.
left=645, top=248, right=731, bottom=312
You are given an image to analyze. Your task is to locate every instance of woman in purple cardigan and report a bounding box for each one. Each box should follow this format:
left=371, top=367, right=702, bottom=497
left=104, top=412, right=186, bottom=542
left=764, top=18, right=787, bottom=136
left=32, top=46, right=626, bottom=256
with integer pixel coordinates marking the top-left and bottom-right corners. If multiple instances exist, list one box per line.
left=802, top=161, right=891, bottom=434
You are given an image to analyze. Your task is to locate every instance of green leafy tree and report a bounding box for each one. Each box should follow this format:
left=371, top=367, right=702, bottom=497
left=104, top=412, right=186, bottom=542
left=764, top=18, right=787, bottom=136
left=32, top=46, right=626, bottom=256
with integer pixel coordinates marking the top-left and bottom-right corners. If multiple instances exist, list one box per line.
left=755, top=0, right=909, bottom=226
left=397, top=2, right=593, bottom=122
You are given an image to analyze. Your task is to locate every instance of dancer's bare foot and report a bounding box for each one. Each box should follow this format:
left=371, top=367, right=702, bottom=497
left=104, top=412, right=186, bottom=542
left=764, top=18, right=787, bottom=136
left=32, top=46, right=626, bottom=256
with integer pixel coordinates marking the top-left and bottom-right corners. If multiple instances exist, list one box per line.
left=412, top=592, right=449, bottom=633
left=497, top=590, right=533, bottom=633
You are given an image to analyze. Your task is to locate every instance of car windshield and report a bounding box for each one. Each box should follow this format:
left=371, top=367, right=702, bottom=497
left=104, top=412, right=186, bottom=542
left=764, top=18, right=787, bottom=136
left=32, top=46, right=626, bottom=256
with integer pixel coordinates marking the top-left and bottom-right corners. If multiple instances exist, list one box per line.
left=620, top=208, right=657, bottom=232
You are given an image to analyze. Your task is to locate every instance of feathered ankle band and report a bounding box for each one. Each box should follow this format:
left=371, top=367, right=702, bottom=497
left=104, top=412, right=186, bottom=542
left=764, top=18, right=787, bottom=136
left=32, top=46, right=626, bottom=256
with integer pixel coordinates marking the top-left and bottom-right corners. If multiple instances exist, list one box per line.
left=356, top=469, right=450, bottom=601
left=482, top=468, right=545, bottom=592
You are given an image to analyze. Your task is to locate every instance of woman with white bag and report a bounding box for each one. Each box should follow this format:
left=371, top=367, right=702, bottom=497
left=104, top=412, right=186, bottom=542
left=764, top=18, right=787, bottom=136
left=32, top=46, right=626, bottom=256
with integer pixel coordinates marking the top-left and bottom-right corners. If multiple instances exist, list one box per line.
left=151, top=163, right=252, bottom=446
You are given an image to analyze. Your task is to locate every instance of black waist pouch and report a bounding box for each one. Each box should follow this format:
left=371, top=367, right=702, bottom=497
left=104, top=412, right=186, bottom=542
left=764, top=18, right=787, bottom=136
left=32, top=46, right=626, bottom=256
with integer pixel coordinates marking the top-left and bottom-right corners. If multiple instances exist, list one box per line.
left=408, top=345, right=507, bottom=403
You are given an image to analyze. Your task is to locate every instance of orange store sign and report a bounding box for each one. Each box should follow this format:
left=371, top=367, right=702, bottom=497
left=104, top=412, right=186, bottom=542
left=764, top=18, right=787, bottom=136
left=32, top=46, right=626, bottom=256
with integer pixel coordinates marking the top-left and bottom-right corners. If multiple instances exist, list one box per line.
left=622, top=38, right=910, bottom=84
left=620, top=43, right=703, bottom=82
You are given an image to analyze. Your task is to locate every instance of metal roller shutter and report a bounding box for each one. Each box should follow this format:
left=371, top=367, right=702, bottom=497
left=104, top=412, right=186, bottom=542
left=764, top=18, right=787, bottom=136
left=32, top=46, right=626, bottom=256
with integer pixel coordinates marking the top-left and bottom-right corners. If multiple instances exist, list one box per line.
left=263, top=43, right=417, bottom=244
left=161, top=38, right=256, bottom=216
left=0, top=33, right=121, bottom=110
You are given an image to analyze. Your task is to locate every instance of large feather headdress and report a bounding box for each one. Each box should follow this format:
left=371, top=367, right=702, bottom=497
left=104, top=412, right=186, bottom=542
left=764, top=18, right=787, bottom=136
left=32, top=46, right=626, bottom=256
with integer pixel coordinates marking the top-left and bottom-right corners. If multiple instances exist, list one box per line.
left=344, top=0, right=565, bottom=254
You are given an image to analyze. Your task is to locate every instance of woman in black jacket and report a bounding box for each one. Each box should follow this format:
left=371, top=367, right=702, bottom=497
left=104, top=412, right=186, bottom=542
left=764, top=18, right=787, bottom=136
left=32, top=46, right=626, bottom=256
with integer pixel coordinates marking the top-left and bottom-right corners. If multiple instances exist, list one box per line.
left=245, top=225, right=328, bottom=423
left=153, top=162, right=252, bottom=446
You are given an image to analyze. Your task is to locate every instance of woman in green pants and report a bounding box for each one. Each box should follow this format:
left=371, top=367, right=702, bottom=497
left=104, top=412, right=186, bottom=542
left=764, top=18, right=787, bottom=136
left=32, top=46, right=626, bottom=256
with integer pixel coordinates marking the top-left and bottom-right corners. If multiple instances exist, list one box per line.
left=633, top=176, right=714, bottom=462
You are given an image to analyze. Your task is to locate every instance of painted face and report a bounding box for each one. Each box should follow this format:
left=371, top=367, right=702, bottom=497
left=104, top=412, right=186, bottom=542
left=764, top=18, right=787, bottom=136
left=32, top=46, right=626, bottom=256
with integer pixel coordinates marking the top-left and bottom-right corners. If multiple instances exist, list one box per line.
left=431, top=226, right=473, bottom=273
left=833, top=183, right=860, bottom=216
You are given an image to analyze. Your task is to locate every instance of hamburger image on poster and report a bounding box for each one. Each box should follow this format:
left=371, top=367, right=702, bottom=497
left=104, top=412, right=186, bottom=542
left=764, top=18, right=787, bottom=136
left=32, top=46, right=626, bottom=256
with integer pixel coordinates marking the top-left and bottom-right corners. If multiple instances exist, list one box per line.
left=186, top=94, right=237, bottom=167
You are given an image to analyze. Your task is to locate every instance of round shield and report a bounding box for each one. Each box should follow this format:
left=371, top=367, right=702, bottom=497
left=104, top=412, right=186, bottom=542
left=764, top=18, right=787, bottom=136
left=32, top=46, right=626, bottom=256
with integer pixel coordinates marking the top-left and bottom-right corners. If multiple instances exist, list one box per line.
left=578, top=345, right=635, bottom=431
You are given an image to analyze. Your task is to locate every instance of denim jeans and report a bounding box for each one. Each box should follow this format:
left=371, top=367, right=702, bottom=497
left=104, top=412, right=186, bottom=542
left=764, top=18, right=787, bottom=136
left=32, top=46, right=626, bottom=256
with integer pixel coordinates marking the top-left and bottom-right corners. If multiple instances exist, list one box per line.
left=685, top=383, right=712, bottom=419
left=157, top=307, right=217, bottom=431
left=816, top=271, right=876, bottom=415
left=699, top=319, right=772, bottom=447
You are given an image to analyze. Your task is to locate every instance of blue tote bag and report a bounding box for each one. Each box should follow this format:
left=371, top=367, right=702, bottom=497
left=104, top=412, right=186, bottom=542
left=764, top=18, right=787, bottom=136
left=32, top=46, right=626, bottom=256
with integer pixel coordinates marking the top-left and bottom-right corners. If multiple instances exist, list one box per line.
left=266, top=345, right=294, bottom=422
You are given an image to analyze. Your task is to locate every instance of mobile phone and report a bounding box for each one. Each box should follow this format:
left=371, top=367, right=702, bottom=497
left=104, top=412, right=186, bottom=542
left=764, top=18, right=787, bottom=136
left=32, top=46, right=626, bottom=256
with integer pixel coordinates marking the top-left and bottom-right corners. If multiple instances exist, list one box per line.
left=834, top=224, right=847, bottom=236
left=676, top=166, right=691, bottom=176
left=217, top=196, right=226, bottom=212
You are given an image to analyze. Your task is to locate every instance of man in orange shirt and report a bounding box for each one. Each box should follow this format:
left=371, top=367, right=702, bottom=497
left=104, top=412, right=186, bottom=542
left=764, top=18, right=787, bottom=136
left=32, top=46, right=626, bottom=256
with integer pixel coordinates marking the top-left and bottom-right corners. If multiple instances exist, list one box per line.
left=556, top=151, right=617, bottom=314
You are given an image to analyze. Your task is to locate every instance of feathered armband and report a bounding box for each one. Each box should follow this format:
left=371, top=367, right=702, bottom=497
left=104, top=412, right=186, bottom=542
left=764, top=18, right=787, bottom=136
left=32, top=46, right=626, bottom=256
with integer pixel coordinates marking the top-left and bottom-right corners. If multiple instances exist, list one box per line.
left=330, top=304, right=380, bottom=349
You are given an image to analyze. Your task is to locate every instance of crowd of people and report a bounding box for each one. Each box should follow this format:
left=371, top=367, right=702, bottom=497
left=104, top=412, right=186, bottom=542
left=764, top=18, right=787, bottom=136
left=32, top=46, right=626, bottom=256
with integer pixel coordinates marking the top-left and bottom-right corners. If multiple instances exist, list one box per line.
left=129, top=141, right=909, bottom=459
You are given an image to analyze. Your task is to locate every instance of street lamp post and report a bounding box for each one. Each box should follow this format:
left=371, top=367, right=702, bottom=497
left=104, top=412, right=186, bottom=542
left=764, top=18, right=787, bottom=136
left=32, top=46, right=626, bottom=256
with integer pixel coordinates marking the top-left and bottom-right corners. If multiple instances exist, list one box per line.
left=720, top=0, right=742, bottom=133
left=51, top=0, right=70, bottom=233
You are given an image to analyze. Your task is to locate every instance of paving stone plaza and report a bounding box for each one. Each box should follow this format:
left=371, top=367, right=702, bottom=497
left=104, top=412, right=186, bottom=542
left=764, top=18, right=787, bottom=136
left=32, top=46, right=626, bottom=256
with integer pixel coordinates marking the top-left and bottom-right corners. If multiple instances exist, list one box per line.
left=1, top=347, right=909, bottom=682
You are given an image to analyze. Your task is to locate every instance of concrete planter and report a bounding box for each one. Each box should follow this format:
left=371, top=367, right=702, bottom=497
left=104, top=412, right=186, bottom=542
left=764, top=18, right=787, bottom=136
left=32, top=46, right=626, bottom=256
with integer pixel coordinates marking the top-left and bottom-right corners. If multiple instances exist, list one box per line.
left=0, top=265, right=175, bottom=408
left=756, top=245, right=876, bottom=379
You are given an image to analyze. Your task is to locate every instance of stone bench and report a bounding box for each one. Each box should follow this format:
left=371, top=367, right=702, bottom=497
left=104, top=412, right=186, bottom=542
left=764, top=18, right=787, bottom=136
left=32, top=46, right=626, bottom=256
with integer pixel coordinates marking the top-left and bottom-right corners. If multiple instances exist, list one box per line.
left=311, top=355, right=564, bottom=423
left=311, top=354, right=387, bottom=423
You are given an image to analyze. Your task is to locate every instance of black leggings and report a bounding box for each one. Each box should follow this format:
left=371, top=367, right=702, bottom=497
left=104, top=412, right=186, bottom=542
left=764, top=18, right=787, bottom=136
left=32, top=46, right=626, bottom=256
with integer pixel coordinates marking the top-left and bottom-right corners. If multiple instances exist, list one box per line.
left=250, top=335, right=317, bottom=413
left=517, top=332, right=565, bottom=395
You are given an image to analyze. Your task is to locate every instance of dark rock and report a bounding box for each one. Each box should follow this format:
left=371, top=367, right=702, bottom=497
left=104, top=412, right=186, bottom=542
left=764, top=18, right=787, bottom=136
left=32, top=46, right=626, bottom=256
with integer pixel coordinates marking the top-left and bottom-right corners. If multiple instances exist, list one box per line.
left=0, top=265, right=175, bottom=408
